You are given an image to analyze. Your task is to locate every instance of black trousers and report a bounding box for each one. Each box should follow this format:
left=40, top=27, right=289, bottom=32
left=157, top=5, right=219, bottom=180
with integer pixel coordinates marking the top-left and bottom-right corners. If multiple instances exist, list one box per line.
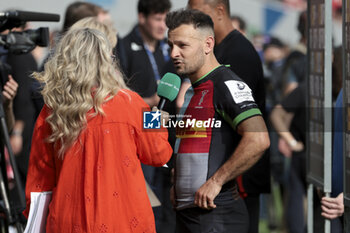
left=176, top=199, right=249, bottom=233
left=244, top=195, right=260, bottom=233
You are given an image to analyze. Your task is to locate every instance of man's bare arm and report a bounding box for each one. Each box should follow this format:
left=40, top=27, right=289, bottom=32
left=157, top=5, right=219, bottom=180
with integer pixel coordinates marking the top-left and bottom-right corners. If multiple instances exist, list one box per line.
left=270, top=104, right=304, bottom=152
left=194, top=115, right=270, bottom=209
left=3, top=75, right=18, bottom=131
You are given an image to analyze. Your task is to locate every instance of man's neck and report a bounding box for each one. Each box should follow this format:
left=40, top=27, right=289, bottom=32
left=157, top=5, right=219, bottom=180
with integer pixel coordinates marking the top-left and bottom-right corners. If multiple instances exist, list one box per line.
left=189, top=57, right=221, bottom=84
left=215, top=18, right=235, bottom=45
left=138, top=26, right=157, bottom=52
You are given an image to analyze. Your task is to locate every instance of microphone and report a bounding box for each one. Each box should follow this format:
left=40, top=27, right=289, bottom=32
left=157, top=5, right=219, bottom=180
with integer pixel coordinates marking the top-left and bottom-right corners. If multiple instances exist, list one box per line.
left=157, top=73, right=181, bottom=110
left=0, top=11, right=60, bottom=22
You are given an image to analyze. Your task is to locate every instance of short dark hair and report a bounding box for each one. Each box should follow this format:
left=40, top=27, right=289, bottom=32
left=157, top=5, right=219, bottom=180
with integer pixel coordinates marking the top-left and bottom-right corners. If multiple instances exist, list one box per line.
left=166, top=9, right=214, bottom=32
left=138, top=0, right=171, bottom=16
left=230, top=15, right=246, bottom=31
left=263, top=36, right=284, bottom=51
left=63, top=2, right=106, bottom=32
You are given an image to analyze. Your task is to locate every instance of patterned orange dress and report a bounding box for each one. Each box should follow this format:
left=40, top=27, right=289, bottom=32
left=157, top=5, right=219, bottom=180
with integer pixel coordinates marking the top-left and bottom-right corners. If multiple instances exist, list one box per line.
left=23, top=89, right=172, bottom=233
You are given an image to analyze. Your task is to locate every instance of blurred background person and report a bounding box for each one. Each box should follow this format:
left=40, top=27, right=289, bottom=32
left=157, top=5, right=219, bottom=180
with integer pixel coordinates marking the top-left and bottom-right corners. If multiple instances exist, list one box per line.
left=321, top=46, right=344, bottom=233
left=5, top=22, right=38, bottom=190
left=331, top=46, right=343, bottom=101
left=270, top=82, right=307, bottom=233
left=261, top=36, right=290, bottom=231
left=62, top=1, right=112, bottom=33
left=261, top=11, right=308, bottom=232
left=117, top=0, right=171, bottom=107
left=322, top=88, right=345, bottom=233
left=230, top=15, right=246, bottom=36
left=263, top=36, right=289, bottom=113
left=0, top=73, right=19, bottom=230
left=33, top=1, right=114, bottom=118
left=279, top=11, right=307, bottom=96
left=0, top=27, right=25, bottom=230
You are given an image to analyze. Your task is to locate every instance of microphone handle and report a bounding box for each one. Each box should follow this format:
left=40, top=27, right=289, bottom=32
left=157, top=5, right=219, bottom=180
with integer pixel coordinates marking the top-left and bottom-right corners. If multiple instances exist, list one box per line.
left=158, top=98, right=167, bottom=110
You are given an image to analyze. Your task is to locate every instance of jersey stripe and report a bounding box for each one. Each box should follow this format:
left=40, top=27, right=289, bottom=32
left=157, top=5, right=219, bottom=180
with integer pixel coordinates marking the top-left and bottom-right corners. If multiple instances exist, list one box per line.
left=232, top=108, right=261, bottom=129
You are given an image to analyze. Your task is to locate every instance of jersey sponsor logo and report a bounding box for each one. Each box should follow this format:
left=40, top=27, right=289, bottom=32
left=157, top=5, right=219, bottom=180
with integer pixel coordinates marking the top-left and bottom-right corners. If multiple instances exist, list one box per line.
left=237, top=82, right=245, bottom=90
left=176, top=125, right=207, bottom=138
left=131, top=42, right=143, bottom=51
left=224, top=80, right=255, bottom=104
left=175, top=118, right=221, bottom=138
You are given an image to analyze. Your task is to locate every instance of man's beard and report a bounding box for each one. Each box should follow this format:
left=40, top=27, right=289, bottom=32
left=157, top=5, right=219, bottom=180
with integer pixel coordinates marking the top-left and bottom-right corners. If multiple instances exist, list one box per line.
left=174, top=56, right=204, bottom=77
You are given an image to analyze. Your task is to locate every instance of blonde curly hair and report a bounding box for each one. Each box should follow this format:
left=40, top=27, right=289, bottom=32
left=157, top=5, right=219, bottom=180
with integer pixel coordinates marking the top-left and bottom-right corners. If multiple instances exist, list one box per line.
left=70, top=16, right=118, bottom=48
left=33, top=28, right=127, bottom=158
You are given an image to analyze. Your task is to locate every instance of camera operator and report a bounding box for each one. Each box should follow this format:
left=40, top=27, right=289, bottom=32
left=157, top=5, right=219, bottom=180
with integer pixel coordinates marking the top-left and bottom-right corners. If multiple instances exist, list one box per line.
left=0, top=47, right=18, bottom=131
left=1, top=74, right=18, bottom=194
left=0, top=9, right=59, bottom=230
left=2, top=22, right=38, bottom=189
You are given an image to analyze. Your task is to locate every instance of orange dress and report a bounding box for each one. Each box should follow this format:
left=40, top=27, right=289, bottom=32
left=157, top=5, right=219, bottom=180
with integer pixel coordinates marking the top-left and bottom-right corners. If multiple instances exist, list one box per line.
left=23, top=89, right=172, bottom=233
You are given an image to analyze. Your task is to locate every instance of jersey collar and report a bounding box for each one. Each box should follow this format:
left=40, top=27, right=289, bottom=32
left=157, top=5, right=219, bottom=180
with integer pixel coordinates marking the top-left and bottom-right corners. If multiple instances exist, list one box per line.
left=192, top=65, right=222, bottom=87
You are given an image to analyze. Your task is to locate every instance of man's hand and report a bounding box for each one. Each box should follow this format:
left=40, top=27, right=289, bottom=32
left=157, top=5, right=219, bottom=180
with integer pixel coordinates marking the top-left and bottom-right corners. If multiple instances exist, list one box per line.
left=321, top=193, right=344, bottom=219
left=278, top=138, right=292, bottom=158
left=192, top=116, right=269, bottom=210
left=290, top=140, right=304, bottom=152
left=2, top=75, right=18, bottom=106
left=152, top=106, right=169, bottom=124
left=10, top=134, right=23, bottom=155
left=194, top=178, right=221, bottom=209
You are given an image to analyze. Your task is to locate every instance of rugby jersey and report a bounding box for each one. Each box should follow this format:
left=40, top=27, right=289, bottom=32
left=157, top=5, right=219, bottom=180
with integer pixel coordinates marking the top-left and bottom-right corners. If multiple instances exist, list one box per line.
left=174, top=65, right=261, bottom=210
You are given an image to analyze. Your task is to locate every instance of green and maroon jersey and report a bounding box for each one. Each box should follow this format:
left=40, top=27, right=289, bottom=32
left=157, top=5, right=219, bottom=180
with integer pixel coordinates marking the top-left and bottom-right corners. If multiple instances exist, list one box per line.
left=174, top=65, right=261, bottom=210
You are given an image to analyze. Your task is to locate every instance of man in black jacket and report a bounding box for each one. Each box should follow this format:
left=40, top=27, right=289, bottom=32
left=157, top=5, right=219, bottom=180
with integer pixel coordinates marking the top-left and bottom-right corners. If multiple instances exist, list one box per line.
left=118, top=0, right=171, bottom=107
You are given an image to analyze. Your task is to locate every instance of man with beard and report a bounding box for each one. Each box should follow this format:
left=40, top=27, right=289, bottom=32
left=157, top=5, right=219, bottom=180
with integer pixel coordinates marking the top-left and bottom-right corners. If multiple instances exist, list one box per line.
left=187, top=1, right=269, bottom=232
left=166, top=9, right=270, bottom=233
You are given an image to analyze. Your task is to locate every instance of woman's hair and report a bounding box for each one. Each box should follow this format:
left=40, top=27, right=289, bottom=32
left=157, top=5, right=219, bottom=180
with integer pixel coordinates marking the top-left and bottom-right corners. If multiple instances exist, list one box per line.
left=33, top=28, right=127, bottom=158
left=70, top=17, right=117, bottom=48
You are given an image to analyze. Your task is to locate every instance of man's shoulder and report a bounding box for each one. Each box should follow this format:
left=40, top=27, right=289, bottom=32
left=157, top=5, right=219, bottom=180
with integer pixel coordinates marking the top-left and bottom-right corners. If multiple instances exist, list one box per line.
left=218, top=30, right=258, bottom=56
left=211, top=65, right=244, bottom=84
left=210, top=66, right=253, bottom=102
left=219, top=30, right=248, bottom=49
left=121, top=26, right=144, bottom=49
